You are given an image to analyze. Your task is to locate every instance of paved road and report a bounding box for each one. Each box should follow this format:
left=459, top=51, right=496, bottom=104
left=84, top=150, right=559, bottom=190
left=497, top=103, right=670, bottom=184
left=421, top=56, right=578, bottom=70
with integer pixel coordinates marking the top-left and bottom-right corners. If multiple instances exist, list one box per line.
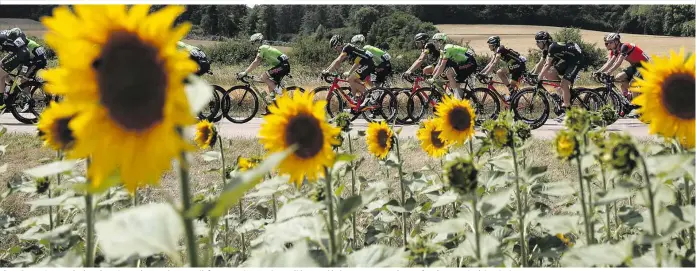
left=0, top=114, right=652, bottom=140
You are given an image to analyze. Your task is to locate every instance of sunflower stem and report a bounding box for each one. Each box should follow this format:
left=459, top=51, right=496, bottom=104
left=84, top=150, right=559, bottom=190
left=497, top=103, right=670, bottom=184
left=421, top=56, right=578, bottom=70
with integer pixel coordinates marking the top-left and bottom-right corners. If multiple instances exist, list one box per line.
left=324, top=166, right=337, bottom=266
left=48, top=185, right=53, bottom=257
left=178, top=151, right=199, bottom=267
left=82, top=157, right=95, bottom=268
left=586, top=171, right=595, bottom=242
left=133, top=189, right=142, bottom=268
left=238, top=199, right=246, bottom=260
left=395, top=137, right=408, bottom=247
left=347, top=132, right=358, bottom=250
left=575, top=154, right=592, bottom=246
left=208, top=217, right=218, bottom=267
left=638, top=156, right=661, bottom=267
left=272, top=193, right=278, bottom=222
left=217, top=135, right=230, bottom=249
left=472, top=194, right=482, bottom=266
left=510, top=141, right=527, bottom=267
left=600, top=164, right=612, bottom=243
left=686, top=175, right=695, bottom=254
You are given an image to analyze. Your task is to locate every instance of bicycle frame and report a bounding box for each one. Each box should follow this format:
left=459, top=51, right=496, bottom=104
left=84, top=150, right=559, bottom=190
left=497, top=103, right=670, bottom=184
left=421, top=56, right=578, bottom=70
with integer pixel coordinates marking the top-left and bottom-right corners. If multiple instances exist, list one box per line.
left=325, top=75, right=380, bottom=112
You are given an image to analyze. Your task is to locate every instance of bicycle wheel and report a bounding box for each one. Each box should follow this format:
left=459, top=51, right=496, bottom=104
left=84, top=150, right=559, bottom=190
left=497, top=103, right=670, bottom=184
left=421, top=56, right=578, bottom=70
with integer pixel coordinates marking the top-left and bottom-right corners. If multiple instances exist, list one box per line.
left=593, top=87, right=623, bottom=118
left=510, top=87, right=550, bottom=130
left=8, top=81, right=49, bottom=124
left=222, top=86, right=259, bottom=124
left=469, top=87, right=501, bottom=125
left=198, top=84, right=222, bottom=122
left=363, top=87, right=398, bottom=123
left=392, top=88, right=415, bottom=125
left=408, top=87, right=440, bottom=123
left=572, top=88, right=605, bottom=113
left=325, top=87, right=360, bottom=121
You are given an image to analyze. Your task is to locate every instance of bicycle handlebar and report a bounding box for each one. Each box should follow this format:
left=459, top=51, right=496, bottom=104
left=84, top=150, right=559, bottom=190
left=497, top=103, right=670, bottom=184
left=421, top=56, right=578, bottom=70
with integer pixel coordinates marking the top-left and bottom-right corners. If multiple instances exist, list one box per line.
left=475, top=74, right=492, bottom=85
left=321, top=72, right=340, bottom=84
left=238, top=75, right=258, bottom=85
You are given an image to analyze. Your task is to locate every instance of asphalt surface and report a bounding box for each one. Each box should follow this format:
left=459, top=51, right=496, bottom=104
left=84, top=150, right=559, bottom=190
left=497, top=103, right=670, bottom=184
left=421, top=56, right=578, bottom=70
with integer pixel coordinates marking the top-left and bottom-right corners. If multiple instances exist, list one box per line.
left=0, top=114, right=652, bottom=140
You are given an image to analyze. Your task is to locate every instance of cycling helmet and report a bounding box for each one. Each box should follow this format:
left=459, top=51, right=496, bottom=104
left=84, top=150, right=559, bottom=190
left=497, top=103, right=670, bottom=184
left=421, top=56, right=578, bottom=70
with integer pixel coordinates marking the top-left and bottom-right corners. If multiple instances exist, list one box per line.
left=7, top=28, right=21, bottom=39
left=414, top=33, right=429, bottom=42
left=534, top=31, right=551, bottom=41
left=250, top=33, right=264, bottom=43
left=378, top=42, right=390, bottom=51
left=432, top=32, right=447, bottom=42
left=604, top=33, right=621, bottom=42
left=351, top=34, right=365, bottom=44
left=487, top=36, right=501, bottom=47
left=330, top=35, right=343, bottom=48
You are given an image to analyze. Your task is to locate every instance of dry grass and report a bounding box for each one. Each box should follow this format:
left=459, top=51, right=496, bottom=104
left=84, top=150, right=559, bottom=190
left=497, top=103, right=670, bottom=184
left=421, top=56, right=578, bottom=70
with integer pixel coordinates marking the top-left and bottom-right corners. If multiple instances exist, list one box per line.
left=436, top=24, right=696, bottom=58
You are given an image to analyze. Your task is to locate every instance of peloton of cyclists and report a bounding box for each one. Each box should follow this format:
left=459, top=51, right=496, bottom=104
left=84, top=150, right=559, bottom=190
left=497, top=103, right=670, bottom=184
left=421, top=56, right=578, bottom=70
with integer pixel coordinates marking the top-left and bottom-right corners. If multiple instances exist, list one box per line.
left=350, top=34, right=394, bottom=88
left=0, top=27, right=47, bottom=111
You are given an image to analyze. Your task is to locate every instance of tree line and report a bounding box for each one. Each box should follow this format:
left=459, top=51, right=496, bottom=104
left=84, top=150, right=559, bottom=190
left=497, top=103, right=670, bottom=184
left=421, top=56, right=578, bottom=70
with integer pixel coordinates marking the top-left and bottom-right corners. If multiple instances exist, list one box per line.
left=1, top=5, right=694, bottom=39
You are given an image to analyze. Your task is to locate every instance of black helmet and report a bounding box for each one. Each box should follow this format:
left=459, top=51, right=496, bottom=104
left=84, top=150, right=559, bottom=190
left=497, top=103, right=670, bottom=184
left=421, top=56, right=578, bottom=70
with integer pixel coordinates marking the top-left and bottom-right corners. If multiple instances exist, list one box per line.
left=414, top=33, right=429, bottom=42
left=330, top=35, right=343, bottom=48
left=378, top=42, right=390, bottom=51
left=487, top=36, right=501, bottom=46
left=535, top=31, right=551, bottom=41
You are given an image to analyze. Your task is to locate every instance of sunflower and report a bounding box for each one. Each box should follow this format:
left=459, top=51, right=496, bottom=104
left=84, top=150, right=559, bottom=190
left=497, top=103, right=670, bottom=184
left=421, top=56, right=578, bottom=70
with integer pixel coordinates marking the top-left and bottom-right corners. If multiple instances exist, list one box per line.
left=37, top=101, right=79, bottom=151
left=434, top=95, right=476, bottom=145
left=632, top=48, right=695, bottom=149
left=258, top=91, right=341, bottom=187
left=416, top=118, right=450, bottom=158
left=237, top=156, right=260, bottom=172
left=554, top=129, right=578, bottom=161
left=194, top=120, right=217, bottom=149
left=40, top=5, right=198, bottom=192
left=366, top=121, right=394, bottom=159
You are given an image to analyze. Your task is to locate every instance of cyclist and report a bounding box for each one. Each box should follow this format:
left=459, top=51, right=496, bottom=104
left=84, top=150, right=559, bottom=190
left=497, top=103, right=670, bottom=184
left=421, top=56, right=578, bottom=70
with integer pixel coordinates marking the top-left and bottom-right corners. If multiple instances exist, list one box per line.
left=534, top=31, right=585, bottom=122
left=428, top=33, right=478, bottom=100
left=350, top=34, right=393, bottom=87
left=479, top=36, right=527, bottom=101
left=176, top=41, right=211, bottom=76
left=0, top=28, right=30, bottom=110
left=237, top=33, right=291, bottom=100
left=323, top=35, right=376, bottom=109
left=24, top=39, right=47, bottom=80
left=595, top=33, right=648, bottom=113
left=404, top=33, right=441, bottom=78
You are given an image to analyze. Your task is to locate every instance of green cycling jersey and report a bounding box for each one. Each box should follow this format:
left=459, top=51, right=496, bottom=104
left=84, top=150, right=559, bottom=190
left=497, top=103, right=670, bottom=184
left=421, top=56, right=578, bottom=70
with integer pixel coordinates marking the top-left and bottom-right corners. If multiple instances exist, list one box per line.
left=176, top=41, right=200, bottom=52
left=441, top=44, right=472, bottom=64
left=362, top=45, right=389, bottom=65
left=257, top=45, right=287, bottom=66
left=27, top=39, right=43, bottom=59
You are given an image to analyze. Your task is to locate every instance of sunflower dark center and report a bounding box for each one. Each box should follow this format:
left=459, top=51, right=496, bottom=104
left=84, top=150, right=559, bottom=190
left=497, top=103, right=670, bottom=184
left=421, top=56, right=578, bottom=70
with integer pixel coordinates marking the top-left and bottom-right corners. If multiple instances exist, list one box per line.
left=448, top=107, right=471, bottom=131
left=284, top=113, right=324, bottom=159
left=94, top=30, right=168, bottom=131
left=661, top=73, right=695, bottom=120
left=377, top=129, right=389, bottom=148
left=430, top=130, right=444, bottom=148
left=54, top=117, right=75, bottom=148
left=200, top=127, right=211, bottom=142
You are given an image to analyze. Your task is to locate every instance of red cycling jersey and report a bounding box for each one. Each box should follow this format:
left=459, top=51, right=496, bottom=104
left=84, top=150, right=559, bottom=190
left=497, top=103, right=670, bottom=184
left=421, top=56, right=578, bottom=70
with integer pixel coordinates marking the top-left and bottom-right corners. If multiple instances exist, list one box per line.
left=609, top=42, right=649, bottom=65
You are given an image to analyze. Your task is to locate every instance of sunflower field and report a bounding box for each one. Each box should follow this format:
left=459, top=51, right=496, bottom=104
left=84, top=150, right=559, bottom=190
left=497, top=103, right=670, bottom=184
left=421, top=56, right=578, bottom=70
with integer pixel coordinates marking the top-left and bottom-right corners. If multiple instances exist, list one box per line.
left=0, top=5, right=695, bottom=268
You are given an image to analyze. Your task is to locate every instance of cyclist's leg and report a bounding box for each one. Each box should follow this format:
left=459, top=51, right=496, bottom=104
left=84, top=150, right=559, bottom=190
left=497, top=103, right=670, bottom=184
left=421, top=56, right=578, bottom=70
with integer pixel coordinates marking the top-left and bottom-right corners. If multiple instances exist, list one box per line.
left=618, top=65, right=636, bottom=96
left=349, top=63, right=371, bottom=97
left=509, top=63, right=525, bottom=91
left=1, top=49, right=28, bottom=92
left=496, top=67, right=510, bottom=87
left=375, top=61, right=391, bottom=86
left=423, top=64, right=435, bottom=76
left=560, top=61, right=581, bottom=108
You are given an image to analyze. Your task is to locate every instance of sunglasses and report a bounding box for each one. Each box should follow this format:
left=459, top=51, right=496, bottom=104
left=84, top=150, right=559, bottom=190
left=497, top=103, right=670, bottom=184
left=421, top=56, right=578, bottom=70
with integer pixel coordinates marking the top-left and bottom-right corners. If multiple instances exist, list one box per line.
left=604, top=42, right=610, bottom=45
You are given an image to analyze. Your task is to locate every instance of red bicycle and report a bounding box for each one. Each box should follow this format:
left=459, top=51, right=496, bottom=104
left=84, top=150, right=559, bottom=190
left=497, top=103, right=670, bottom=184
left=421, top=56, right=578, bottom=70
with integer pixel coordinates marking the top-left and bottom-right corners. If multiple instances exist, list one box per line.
left=311, top=73, right=397, bottom=123
left=473, top=71, right=562, bottom=121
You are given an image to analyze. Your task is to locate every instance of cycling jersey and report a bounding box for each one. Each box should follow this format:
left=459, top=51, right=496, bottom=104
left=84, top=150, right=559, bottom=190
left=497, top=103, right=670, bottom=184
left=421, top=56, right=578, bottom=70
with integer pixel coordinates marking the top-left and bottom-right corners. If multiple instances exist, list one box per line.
left=176, top=41, right=200, bottom=52
left=495, top=45, right=524, bottom=65
left=610, top=42, right=649, bottom=65
left=547, top=42, right=583, bottom=63
left=362, top=45, right=391, bottom=66
left=423, top=42, right=440, bottom=60
left=26, top=39, right=46, bottom=60
left=342, top=43, right=374, bottom=66
left=0, top=29, right=28, bottom=53
left=258, top=44, right=289, bottom=66
left=177, top=41, right=209, bottom=76
left=441, top=44, right=473, bottom=65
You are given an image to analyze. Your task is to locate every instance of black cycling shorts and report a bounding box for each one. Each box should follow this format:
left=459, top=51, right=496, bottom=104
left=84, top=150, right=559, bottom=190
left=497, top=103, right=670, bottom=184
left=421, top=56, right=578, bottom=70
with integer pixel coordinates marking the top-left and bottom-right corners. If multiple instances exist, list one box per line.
left=355, top=61, right=375, bottom=81
left=1, top=48, right=29, bottom=73
left=373, top=61, right=392, bottom=84
left=508, top=62, right=526, bottom=82
left=447, top=57, right=478, bottom=83
left=623, top=63, right=642, bottom=80
left=24, top=57, right=47, bottom=79
left=554, top=59, right=582, bottom=83
left=267, top=61, right=290, bottom=84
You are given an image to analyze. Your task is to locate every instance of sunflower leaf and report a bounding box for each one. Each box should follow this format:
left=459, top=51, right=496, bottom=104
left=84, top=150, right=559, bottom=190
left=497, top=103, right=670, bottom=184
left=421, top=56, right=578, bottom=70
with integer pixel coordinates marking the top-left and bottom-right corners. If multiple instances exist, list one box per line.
left=345, top=244, right=409, bottom=267
left=338, top=187, right=379, bottom=220
left=242, top=240, right=319, bottom=267
left=23, top=160, right=78, bottom=179
left=202, top=151, right=221, bottom=162
left=95, top=203, right=183, bottom=261
left=0, top=126, right=6, bottom=137
left=208, top=147, right=295, bottom=218
left=478, top=187, right=513, bottom=216
left=560, top=240, right=632, bottom=267
left=646, top=154, right=694, bottom=180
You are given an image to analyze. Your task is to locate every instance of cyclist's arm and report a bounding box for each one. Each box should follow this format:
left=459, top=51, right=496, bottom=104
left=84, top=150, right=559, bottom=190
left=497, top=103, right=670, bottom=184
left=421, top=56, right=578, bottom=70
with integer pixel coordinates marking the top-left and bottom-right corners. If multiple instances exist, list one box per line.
left=243, top=53, right=263, bottom=74
left=532, top=55, right=546, bottom=74
left=405, top=50, right=428, bottom=74
left=347, top=61, right=360, bottom=75
left=597, top=55, right=617, bottom=73
left=537, top=56, right=554, bottom=80
left=326, top=53, right=348, bottom=73
left=481, top=54, right=500, bottom=74
left=605, top=54, right=626, bottom=74
left=431, top=57, right=447, bottom=78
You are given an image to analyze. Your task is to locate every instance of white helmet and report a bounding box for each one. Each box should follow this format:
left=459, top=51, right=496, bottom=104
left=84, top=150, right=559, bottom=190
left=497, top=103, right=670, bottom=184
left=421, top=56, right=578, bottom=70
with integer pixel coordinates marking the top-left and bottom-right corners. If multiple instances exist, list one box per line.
left=351, top=34, right=365, bottom=44
left=250, top=33, right=264, bottom=43
left=604, top=33, right=620, bottom=42
left=432, top=32, right=448, bottom=42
